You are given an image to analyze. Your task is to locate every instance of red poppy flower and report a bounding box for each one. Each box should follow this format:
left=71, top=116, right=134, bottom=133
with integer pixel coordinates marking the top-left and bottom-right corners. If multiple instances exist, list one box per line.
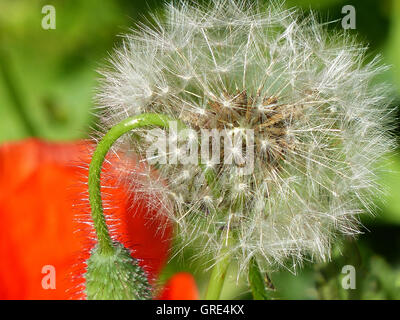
left=0, top=139, right=198, bottom=300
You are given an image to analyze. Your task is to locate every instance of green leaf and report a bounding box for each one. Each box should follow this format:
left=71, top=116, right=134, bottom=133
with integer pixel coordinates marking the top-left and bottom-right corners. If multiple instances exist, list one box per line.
left=248, top=257, right=271, bottom=300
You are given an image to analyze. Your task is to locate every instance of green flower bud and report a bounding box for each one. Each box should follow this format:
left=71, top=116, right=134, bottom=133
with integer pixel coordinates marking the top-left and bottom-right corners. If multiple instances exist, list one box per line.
left=85, top=243, right=152, bottom=300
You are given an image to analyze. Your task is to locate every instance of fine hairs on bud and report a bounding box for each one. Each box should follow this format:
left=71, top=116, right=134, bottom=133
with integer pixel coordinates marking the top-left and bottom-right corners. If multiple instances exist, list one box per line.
left=85, top=243, right=152, bottom=300
left=95, top=0, right=396, bottom=273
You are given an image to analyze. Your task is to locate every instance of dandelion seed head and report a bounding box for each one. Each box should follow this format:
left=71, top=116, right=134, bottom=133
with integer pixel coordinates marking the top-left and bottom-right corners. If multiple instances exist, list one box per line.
left=95, top=0, right=395, bottom=272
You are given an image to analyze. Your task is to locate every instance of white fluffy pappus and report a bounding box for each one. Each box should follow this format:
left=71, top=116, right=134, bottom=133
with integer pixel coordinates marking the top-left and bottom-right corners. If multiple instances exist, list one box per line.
left=95, top=0, right=396, bottom=273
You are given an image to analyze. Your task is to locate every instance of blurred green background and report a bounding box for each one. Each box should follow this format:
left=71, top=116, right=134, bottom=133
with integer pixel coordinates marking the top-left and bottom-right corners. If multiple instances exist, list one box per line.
left=1, top=0, right=400, bottom=299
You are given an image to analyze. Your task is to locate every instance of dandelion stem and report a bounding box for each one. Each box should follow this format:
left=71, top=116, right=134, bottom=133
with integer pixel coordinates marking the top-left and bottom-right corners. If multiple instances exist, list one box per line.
left=205, top=232, right=233, bottom=300
left=88, top=113, right=177, bottom=256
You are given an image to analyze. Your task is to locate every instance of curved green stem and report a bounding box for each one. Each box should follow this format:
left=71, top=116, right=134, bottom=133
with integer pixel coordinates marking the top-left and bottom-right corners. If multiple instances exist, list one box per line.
left=89, top=112, right=233, bottom=299
left=88, top=113, right=177, bottom=256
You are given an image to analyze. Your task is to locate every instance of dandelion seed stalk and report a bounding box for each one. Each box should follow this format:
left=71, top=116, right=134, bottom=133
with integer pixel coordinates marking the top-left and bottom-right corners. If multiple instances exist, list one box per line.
left=205, top=232, right=233, bottom=300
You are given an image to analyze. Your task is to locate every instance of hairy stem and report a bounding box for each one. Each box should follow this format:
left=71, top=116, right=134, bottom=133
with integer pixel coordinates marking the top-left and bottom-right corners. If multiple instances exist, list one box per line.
left=88, top=113, right=176, bottom=256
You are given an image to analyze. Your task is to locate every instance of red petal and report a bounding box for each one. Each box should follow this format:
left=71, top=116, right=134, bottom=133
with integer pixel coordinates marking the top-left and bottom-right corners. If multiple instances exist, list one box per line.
left=0, top=139, right=172, bottom=299
left=158, top=272, right=199, bottom=300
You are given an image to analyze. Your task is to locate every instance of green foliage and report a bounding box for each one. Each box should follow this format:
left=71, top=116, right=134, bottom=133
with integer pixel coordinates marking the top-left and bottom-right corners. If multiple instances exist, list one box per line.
left=286, top=0, right=345, bottom=10
left=370, top=153, right=400, bottom=225
left=248, top=258, right=271, bottom=300
left=0, top=0, right=163, bottom=142
left=387, top=0, right=400, bottom=91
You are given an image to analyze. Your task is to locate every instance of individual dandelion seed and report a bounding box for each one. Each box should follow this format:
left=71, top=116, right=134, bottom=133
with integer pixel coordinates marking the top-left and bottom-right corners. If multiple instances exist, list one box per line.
left=93, top=0, right=395, bottom=295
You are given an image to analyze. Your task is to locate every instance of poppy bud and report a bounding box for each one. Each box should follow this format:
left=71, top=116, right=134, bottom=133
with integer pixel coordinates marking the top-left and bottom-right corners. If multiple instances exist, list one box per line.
left=85, top=243, right=151, bottom=300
